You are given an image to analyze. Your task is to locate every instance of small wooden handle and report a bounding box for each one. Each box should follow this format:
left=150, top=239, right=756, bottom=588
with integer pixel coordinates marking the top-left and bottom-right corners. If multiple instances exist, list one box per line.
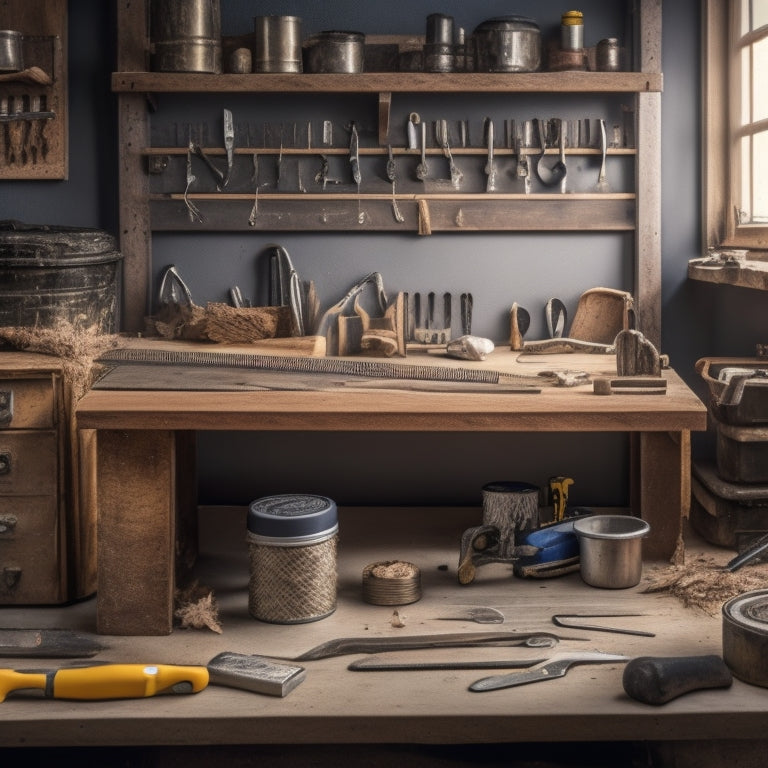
left=622, top=655, right=732, bottom=705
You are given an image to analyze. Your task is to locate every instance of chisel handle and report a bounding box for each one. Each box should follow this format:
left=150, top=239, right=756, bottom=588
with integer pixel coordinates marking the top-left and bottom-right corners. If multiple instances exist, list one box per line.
left=0, top=664, right=209, bottom=702
left=622, top=655, right=732, bottom=705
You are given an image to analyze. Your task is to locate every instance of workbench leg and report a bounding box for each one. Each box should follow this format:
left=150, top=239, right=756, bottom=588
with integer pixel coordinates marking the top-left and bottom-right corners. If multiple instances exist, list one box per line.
left=638, top=430, right=691, bottom=562
left=96, top=430, right=177, bottom=635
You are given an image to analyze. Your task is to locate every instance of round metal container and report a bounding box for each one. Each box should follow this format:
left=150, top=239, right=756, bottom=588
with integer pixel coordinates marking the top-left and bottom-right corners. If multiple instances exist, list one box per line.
left=254, top=15, right=302, bottom=73
left=472, top=16, right=541, bottom=73
left=0, top=30, right=23, bottom=73
left=303, top=30, right=364, bottom=74
left=0, top=223, right=123, bottom=333
left=596, top=37, right=621, bottom=71
left=573, top=515, right=650, bottom=589
left=247, top=494, right=338, bottom=623
left=560, top=10, right=584, bottom=51
left=150, top=0, right=222, bottom=73
left=722, top=590, right=768, bottom=687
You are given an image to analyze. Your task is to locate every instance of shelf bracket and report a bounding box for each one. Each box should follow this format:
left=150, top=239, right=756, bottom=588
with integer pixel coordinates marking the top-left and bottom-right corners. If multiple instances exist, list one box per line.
left=378, top=91, right=392, bottom=146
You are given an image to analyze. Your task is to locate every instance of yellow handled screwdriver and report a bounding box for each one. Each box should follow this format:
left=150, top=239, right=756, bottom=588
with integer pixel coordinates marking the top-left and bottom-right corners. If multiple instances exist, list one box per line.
left=0, top=663, right=209, bottom=701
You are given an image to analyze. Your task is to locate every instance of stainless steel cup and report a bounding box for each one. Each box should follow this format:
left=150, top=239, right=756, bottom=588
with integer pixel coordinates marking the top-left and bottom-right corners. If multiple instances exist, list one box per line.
left=0, top=30, right=24, bottom=73
left=254, top=15, right=302, bottom=73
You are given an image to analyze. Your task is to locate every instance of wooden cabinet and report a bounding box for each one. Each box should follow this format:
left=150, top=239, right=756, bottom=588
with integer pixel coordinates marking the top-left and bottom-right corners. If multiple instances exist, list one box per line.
left=112, top=0, right=662, bottom=346
left=0, top=353, right=94, bottom=604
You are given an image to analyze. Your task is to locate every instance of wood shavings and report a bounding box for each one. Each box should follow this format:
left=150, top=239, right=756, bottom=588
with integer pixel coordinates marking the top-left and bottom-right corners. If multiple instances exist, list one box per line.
left=643, top=554, right=768, bottom=616
left=390, top=609, right=406, bottom=628
left=174, top=581, right=223, bottom=633
left=0, top=320, right=119, bottom=402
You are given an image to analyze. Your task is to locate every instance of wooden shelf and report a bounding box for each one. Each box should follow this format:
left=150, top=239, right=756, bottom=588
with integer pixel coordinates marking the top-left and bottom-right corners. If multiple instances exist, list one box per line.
left=688, top=256, right=768, bottom=291
left=112, top=70, right=663, bottom=95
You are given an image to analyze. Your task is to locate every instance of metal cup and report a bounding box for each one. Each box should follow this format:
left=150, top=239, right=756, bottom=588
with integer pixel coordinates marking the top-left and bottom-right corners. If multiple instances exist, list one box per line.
left=254, top=15, right=302, bottom=73
left=0, top=30, right=23, bottom=73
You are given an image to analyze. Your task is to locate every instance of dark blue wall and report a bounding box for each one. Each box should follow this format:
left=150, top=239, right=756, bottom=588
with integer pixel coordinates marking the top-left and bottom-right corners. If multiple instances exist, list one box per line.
left=1, top=1, right=762, bottom=508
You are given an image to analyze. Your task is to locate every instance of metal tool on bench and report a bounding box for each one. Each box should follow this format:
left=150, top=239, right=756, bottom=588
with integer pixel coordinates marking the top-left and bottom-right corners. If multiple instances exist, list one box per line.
left=348, top=655, right=548, bottom=672
left=282, top=631, right=574, bottom=661
left=437, top=606, right=505, bottom=624
left=0, top=629, right=105, bottom=659
left=0, top=653, right=306, bottom=702
left=469, top=651, right=629, bottom=691
left=552, top=614, right=655, bottom=637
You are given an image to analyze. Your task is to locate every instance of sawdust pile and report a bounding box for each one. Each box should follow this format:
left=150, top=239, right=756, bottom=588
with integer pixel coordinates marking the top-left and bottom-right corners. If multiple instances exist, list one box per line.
left=643, top=554, right=768, bottom=615
left=174, top=581, right=223, bottom=634
left=0, top=320, right=118, bottom=402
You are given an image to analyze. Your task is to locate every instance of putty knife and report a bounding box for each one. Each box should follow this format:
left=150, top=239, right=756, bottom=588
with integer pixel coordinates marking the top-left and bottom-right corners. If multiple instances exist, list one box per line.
left=0, top=653, right=306, bottom=701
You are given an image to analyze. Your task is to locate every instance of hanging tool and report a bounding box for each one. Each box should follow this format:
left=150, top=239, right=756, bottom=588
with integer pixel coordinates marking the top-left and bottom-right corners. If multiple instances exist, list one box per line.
left=484, top=117, right=496, bottom=192
left=248, top=153, right=260, bottom=226
left=184, top=141, right=203, bottom=223
left=191, top=142, right=225, bottom=190
left=281, top=632, right=574, bottom=662
left=595, top=118, right=609, bottom=192
left=552, top=614, right=655, bottom=637
left=158, top=264, right=194, bottom=307
left=348, top=656, right=547, bottom=672
left=386, top=144, right=405, bottom=222
left=349, top=121, right=362, bottom=185
left=436, top=119, right=462, bottom=188
left=509, top=303, right=530, bottom=350
left=222, top=108, right=234, bottom=186
left=416, top=120, right=429, bottom=180
left=469, top=651, right=629, bottom=691
left=534, top=118, right=567, bottom=188
left=545, top=298, right=568, bottom=339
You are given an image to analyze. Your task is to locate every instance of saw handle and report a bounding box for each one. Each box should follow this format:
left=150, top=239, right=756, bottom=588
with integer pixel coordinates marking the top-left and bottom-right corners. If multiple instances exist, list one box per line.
left=622, top=655, right=732, bottom=705
left=0, top=664, right=209, bottom=702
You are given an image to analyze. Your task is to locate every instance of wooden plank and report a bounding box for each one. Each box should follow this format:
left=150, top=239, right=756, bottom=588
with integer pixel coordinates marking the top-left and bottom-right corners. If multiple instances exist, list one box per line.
left=95, top=429, right=176, bottom=635
left=111, top=71, right=664, bottom=94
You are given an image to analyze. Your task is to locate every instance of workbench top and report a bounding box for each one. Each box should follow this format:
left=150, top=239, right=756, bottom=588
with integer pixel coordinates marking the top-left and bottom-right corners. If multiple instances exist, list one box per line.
left=1, top=505, right=763, bottom=750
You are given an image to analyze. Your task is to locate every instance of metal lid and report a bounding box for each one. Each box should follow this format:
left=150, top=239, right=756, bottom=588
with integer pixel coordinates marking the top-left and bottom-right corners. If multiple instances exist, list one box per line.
left=473, top=16, right=540, bottom=34
left=248, top=494, right=337, bottom=539
left=723, top=589, right=768, bottom=634
left=573, top=514, right=650, bottom=540
left=482, top=480, right=539, bottom=494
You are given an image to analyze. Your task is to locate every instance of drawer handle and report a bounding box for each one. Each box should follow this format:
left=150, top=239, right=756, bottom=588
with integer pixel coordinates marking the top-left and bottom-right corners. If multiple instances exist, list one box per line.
left=0, top=452, right=10, bottom=475
left=0, top=390, right=12, bottom=426
left=0, top=515, right=16, bottom=535
left=3, top=567, right=21, bottom=590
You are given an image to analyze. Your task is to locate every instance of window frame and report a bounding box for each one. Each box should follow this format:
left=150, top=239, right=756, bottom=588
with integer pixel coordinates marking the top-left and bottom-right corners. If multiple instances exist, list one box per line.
left=703, top=0, right=768, bottom=252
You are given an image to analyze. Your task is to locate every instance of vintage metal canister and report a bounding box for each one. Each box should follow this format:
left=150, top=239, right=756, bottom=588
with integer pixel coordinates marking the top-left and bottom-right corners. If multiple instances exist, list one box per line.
left=247, top=494, right=338, bottom=623
left=254, top=15, right=302, bottom=73
left=596, top=38, right=621, bottom=71
left=150, top=0, right=222, bottom=73
left=560, top=10, right=584, bottom=51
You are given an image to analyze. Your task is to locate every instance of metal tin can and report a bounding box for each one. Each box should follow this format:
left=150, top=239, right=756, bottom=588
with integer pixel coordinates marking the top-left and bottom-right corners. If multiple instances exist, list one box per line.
left=254, top=15, right=302, bottom=73
left=0, top=30, right=23, bottom=73
left=247, top=494, right=338, bottom=623
left=596, top=37, right=621, bottom=71
left=560, top=10, right=584, bottom=51
left=303, top=30, right=365, bottom=74
left=150, top=0, right=222, bottom=74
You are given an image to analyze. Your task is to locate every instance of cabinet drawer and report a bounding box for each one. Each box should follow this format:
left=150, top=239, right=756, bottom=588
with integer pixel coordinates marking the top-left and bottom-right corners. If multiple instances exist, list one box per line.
left=0, top=495, right=58, bottom=539
left=0, top=431, right=57, bottom=495
left=0, top=537, right=62, bottom=604
left=0, top=377, right=56, bottom=429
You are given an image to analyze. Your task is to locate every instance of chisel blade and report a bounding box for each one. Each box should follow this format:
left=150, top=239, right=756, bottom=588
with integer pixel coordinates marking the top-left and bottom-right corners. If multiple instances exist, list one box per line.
left=0, top=629, right=106, bottom=658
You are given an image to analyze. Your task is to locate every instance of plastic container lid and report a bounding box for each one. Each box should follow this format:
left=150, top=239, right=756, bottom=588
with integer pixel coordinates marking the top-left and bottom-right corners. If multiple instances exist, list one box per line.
left=248, top=494, right=338, bottom=539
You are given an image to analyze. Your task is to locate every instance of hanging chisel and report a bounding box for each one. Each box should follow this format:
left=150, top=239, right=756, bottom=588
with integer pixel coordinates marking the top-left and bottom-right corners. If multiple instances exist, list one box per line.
left=223, top=108, right=234, bottom=186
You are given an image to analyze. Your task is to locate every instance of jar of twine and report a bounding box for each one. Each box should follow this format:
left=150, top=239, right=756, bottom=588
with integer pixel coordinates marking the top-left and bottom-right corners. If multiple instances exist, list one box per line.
left=247, top=494, right=338, bottom=623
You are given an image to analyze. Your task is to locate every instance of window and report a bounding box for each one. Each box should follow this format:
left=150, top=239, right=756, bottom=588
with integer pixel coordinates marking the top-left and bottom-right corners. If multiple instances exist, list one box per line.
left=703, top=0, right=768, bottom=251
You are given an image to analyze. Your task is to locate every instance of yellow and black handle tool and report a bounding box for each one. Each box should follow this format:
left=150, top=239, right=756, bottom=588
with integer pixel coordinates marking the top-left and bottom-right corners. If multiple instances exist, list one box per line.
left=0, top=663, right=209, bottom=702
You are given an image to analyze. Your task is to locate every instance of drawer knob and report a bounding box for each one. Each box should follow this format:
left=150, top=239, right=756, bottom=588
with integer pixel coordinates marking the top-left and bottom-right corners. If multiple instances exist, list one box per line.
left=0, top=515, right=16, bottom=535
left=0, top=452, right=10, bottom=475
left=0, top=391, right=12, bottom=426
left=2, top=567, right=21, bottom=589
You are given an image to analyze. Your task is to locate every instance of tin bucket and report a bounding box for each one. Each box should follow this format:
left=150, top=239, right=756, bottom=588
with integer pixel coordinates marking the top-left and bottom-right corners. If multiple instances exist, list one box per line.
left=0, top=222, right=123, bottom=333
left=254, top=16, right=302, bottom=73
left=0, top=30, right=23, bottom=73
left=150, top=0, right=222, bottom=73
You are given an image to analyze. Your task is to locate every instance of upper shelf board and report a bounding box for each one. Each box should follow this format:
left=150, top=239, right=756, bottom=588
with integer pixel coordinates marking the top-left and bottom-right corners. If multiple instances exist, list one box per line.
left=112, top=71, right=663, bottom=95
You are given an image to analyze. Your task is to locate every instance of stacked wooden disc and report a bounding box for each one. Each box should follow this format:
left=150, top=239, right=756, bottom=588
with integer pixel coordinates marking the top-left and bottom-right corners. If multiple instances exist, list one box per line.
left=362, top=560, right=421, bottom=605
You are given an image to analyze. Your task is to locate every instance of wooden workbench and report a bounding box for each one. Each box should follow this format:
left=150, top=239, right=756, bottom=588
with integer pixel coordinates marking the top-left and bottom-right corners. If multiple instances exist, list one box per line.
left=2, top=505, right=768, bottom=763
left=75, top=343, right=707, bottom=636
